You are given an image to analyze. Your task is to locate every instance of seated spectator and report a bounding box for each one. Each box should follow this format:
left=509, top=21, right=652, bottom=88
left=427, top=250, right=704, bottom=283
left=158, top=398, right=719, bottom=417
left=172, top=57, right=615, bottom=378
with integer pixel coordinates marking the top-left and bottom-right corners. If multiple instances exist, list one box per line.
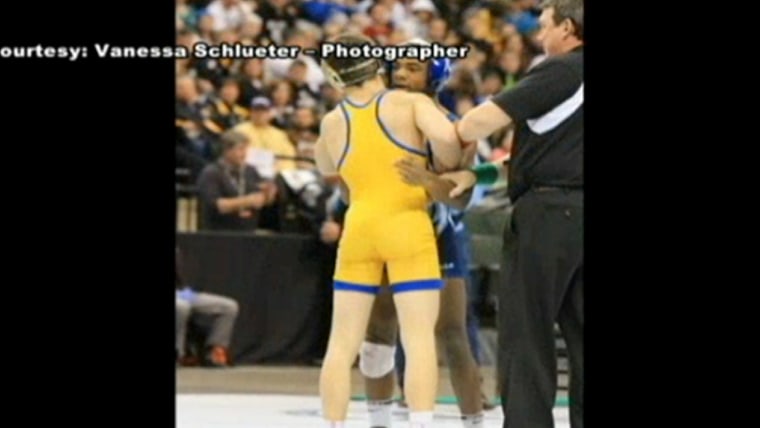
left=318, top=83, right=343, bottom=114
left=289, top=106, right=319, bottom=135
left=194, top=12, right=216, bottom=44
left=176, top=75, right=220, bottom=161
left=176, top=0, right=199, bottom=30
left=287, top=60, right=320, bottom=109
left=239, top=13, right=265, bottom=45
left=357, top=0, right=410, bottom=31
left=196, top=130, right=277, bottom=231
left=232, top=96, right=298, bottom=176
left=269, top=80, right=296, bottom=130
left=264, top=28, right=325, bottom=92
left=176, top=247, right=240, bottom=368
left=405, top=0, right=438, bottom=39
left=238, top=58, right=267, bottom=108
left=427, top=17, right=449, bottom=44
left=210, top=78, right=249, bottom=131
left=505, top=0, right=540, bottom=36
left=363, top=3, right=393, bottom=44
left=258, top=0, right=307, bottom=45
left=301, top=0, right=355, bottom=25
left=498, top=49, right=525, bottom=90
left=205, top=0, right=256, bottom=32
left=480, top=67, right=507, bottom=98
left=193, top=30, right=242, bottom=90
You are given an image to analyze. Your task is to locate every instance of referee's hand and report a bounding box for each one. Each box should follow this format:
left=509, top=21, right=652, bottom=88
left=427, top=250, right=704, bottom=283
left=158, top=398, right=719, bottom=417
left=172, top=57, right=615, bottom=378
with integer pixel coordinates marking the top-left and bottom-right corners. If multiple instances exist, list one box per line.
left=441, top=170, right=477, bottom=198
left=320, top=220, right=342, bottom=244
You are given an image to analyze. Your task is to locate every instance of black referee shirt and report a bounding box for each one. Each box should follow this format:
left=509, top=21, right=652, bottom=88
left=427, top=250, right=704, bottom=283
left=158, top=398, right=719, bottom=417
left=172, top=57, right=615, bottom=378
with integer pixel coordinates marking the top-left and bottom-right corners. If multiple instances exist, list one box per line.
left=492, top=46, right=583, bottom=202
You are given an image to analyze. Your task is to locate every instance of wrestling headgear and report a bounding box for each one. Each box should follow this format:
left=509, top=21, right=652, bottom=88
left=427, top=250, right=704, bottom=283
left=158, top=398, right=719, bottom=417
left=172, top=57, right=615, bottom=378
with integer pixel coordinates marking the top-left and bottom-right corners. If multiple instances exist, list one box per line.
left=396, top=38, right=452, bottom=94
left=321, top=34, right=383, bottom=90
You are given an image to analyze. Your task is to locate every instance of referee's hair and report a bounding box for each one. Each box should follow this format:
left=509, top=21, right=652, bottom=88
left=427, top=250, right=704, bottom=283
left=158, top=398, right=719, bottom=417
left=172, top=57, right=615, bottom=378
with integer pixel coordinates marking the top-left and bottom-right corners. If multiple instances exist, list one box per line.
left=540, top=0, right=583, bottom=40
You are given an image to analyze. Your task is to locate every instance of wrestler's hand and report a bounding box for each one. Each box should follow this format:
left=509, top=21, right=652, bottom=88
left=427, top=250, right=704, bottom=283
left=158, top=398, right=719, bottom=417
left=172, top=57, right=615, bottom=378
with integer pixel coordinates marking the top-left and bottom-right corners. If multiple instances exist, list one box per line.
left=395, top=157, right=437, bottom=187
left=440, top=170, right=476, bottom=198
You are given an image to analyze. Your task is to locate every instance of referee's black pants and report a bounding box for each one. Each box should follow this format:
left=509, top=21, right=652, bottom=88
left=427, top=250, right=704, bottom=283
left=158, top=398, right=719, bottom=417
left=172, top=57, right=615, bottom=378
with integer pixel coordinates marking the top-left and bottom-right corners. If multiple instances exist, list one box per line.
left=498, top=188, right=583, bottom=428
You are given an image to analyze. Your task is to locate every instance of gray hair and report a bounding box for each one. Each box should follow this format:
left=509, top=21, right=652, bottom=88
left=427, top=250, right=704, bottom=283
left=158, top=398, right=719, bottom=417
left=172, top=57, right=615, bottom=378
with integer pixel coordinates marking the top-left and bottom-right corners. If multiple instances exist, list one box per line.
left=219, top=130, right=249, bottom=152
left=540, top=0, right=583, bottom=40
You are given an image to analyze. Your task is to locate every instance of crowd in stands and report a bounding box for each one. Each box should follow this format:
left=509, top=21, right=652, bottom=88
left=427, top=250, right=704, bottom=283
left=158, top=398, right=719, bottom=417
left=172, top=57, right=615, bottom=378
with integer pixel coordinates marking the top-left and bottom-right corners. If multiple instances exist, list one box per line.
left=176, top=0, right=542, bottom=233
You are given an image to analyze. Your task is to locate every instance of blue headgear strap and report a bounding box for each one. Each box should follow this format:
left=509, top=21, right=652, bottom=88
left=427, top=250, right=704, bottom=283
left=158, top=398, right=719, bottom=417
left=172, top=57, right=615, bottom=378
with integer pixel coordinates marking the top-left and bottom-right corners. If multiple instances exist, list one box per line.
left=392, top=38, right=452, bottom=95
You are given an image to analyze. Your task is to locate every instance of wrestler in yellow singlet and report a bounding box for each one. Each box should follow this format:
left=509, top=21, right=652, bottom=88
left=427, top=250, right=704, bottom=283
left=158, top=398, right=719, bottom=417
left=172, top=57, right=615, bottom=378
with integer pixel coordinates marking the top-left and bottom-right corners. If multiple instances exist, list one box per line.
left=333, top=89, right=443, bottom=294
left=314, top=33, right=464, bottom=428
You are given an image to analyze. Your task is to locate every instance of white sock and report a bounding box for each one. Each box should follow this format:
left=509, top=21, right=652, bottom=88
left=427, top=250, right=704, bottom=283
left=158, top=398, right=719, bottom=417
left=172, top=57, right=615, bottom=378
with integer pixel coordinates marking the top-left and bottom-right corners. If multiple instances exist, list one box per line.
left=409, top=411, right=433, bottom=428
left=368, top=399, right=393, bottom=427
left=325, top=421, right=344, bottom=428
left=461, top=413, right=484, bottom=428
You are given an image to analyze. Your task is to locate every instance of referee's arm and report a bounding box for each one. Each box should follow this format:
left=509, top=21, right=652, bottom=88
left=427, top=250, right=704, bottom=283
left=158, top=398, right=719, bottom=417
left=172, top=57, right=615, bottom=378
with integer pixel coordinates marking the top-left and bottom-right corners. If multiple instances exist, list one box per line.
left=457, top=102, right=513, bottom=143
left=458, top=59, right=581, bottom=142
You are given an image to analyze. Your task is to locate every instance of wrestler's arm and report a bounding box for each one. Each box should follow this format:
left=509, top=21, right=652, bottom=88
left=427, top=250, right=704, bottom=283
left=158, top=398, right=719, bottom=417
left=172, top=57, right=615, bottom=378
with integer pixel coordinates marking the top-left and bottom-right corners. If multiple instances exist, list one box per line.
left=393, top=157, right=470, bottom=210
left=424, top=176, right=473, bottom=210
left=316, top=109, right=350, bottom=206
left=426, top=140, right=480, bottom=209
left=410, top=93, right=463, bottom=171
left=315, top=111, right=339, bottom=176
left=442, top=154, right=511, bottom=198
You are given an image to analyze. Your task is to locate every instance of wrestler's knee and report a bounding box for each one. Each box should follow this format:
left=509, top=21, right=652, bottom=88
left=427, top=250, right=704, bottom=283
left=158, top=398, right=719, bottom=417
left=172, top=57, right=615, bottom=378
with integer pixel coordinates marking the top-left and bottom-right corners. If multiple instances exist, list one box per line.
left=359, top=341, right=396, bottom=378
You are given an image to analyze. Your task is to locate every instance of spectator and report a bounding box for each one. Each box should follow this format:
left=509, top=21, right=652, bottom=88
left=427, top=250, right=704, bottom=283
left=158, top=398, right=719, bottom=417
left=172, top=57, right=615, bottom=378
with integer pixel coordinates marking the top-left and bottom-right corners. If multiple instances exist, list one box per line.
left=231, top=96, right=298, bottom=176
left=196, top=12, right=216, bottom=43
left=301, top=0, right=355, bottom=25
left=288, top=60, right=321, bottom=109
left=357, top=0, right=409, bottom=30
left=363, top=3, right=393, bottom=44
left=505, top=0, right=541, bottom=36
left=318, top=82, right=343, bottom=114
left=428, top=17, right=449, bottom=44
left=239, top=13, right=265, bottom=44
left=480, top=67, right=506, bottom=98
left=291, top=106, right=319, bottom=134
left=269, top=80, right=296, bottom=129
left=194, top=30, right=242, bottom=89
left=196, top=130, right=277, bottom=231
left=405, top=0, right=438, bottom=39
left=264, top=28, right=325, bottom=92
left=176, top=247, right=240, bottom=368
left=176, top=0, right=199, bottom=30
left=238, top=58, right=267, bottom=108
left=258, top=0, right=307, bottom=44
left=205, top=0, right=255, bottom=32
left=498, top=49, right=524, bottom=90
left=176, top=75, right=219, bottom=160
left=210, top=78, right=249, bottom=131
left=176, top=29, right=199, bottom=76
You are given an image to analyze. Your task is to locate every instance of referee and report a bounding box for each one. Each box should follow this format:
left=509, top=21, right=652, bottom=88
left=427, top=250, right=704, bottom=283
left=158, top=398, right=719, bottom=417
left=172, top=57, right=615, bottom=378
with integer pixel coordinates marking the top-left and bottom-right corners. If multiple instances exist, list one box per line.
left=441, top=1, right=584, bottom=427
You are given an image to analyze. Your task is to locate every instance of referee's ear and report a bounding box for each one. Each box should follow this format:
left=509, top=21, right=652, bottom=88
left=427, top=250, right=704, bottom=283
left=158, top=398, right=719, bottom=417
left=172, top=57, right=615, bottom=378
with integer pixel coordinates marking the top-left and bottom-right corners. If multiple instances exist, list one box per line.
left=560, top=14, right=583, bottom=41
left=563, top=19, right=576, bottom=39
